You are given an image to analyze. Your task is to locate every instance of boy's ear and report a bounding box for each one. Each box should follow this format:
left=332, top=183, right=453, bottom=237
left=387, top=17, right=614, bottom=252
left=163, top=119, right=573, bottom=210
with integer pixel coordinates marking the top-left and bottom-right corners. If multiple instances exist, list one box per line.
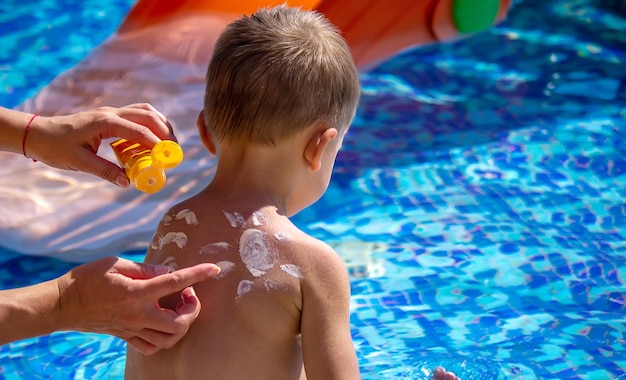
left=197, top=110, right=217, bottom=155
left=303, top=127, right=338, bottom=171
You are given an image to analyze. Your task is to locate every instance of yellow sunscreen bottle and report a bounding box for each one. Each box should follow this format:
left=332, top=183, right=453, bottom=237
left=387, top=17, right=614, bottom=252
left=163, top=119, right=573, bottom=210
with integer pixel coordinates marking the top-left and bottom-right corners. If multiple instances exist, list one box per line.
left=110, top=139, right=183, bottom=194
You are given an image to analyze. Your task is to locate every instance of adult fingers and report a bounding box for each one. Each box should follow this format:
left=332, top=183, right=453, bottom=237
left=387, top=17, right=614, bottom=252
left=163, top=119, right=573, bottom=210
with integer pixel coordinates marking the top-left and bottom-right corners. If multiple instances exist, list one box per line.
left=130, top=301, right=188, bottom=337
left=72, top=147, right=130, bottom=187
left=91, top=105, right=173, bottom=149
left=126, top=335, right=161, bottom=356
left=142, top=263, right=221, bottom=300
left=132, top=288, right=199, bottom=349
left=126, top=285, right=202, bottom=337
left=101, top=112, right=163, bottom=148
left=175, top=286, right=201, bottom=318
left=123, top=103, right=167, bottom=123
left=134, top=328, right=182, bottom=351
left=117, top=104, right=176, bottom=142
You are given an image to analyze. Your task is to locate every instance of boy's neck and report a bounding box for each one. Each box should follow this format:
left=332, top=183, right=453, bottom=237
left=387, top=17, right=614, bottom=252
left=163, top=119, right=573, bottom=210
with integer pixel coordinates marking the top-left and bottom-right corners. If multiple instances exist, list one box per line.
left=206, top=141, right=305, bottom=215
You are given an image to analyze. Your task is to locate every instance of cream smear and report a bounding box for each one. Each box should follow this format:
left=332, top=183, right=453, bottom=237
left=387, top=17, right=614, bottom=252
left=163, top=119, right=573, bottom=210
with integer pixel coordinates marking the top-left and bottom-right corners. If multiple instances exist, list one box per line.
left=215, top=261, right=235, bottom=279
left=264, top=280, right=287, bottom=293
left=160, top=232, right=188, bottom=249
left=150, top=233, right=161, bottom=250
left=239, top=228, right=277, bottom=277
left=199, top=242, right=230, bottom=255
left=251, top=210, right=269, bottom=226
left=175, top=209, right=199, bottom=226
left=274, top=231, right=291, bottom=242
left=280, top=264, right=303, bottom=279
left=223, top=210, right=246, bottom=228
left=160, top=213, right=173, bottom=226
left=160, top=256, right=179, bottom=271
left=236, top=280, right=254, bottom=300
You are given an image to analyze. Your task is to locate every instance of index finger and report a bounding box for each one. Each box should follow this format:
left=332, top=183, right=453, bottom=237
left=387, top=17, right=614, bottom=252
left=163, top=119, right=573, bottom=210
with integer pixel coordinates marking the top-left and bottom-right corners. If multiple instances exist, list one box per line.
left=141, top=263, right=221, bottom=299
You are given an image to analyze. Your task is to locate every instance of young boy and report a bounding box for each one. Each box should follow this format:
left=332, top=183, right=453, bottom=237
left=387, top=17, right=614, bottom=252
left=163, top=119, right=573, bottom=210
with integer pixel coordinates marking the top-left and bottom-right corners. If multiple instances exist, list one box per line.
left=125, top=6, right=458, bottom=380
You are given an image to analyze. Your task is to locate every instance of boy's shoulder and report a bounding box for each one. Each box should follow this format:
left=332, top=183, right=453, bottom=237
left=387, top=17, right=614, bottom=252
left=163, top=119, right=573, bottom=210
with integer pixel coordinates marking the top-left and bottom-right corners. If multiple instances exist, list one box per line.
left=276, top=228, right=349, bottom=285
left=265, top=220, right=334, bottom=255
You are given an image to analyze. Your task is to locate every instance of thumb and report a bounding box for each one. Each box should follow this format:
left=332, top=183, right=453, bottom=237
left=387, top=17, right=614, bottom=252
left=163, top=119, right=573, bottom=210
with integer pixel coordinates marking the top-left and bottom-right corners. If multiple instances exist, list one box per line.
left=176, top=286, right=202, bottom=317
left=75, top=149, right=130, bottom=187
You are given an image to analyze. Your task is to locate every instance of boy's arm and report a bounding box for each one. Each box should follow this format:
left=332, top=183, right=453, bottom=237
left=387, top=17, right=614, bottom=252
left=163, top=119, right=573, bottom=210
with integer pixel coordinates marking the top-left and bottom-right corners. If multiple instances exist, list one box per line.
left=300, top=244, right=360, bottom=380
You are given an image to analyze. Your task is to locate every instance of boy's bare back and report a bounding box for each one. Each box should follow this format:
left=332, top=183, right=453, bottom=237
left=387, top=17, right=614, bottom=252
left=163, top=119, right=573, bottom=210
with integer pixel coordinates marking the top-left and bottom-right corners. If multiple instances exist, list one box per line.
left=125, top=188, right=357, bottom=380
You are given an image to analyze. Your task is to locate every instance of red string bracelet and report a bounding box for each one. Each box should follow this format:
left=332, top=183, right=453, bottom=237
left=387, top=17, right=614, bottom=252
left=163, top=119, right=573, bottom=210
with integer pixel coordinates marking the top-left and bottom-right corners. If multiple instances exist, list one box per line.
left=22, top=114, right=39, bottom=162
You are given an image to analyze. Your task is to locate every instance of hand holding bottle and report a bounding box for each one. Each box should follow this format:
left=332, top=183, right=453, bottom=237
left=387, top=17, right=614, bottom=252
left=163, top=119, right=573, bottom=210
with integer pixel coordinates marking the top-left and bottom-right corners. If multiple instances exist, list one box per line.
left=0, top=103, right=175, bottom=187
left=111, top=138, right=183, bottom=193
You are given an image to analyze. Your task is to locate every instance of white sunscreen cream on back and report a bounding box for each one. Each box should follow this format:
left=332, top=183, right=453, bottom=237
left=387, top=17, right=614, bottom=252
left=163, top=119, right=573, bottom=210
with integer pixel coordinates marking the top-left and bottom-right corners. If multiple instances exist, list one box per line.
left=239, top=228, right=277, bottom=277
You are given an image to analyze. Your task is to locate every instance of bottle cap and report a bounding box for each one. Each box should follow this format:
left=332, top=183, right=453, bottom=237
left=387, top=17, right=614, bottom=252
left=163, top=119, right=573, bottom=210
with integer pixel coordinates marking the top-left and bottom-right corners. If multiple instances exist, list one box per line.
left=152, top=140, right=183, bottom=169
left=131, top=157, right=166, bottom=194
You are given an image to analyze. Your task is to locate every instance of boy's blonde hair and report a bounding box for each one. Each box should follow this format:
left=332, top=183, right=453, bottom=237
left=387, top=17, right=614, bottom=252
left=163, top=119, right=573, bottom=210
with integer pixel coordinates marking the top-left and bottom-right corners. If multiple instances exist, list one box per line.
left=204, top=6, right=360, bottom=145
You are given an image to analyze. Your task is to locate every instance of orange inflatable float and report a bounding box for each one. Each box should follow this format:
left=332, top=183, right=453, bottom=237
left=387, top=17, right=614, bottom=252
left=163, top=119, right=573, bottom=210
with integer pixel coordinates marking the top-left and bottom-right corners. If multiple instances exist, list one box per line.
left=119, top=0, right=512, bottom=69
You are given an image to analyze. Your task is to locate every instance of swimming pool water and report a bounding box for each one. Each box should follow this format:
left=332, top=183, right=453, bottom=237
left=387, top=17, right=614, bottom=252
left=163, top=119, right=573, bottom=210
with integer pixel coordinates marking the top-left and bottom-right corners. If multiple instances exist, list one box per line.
left=1, top=0, right=625, bottom=379
left=0, top=0, right=136, bottom=109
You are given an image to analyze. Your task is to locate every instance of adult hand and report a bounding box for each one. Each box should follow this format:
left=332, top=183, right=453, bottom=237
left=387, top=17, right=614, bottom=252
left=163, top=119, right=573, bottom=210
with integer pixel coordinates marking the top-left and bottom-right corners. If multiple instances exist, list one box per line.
left=20, top=103, right=174, bottom=187
left=57, top=257, right=220, bottom=355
